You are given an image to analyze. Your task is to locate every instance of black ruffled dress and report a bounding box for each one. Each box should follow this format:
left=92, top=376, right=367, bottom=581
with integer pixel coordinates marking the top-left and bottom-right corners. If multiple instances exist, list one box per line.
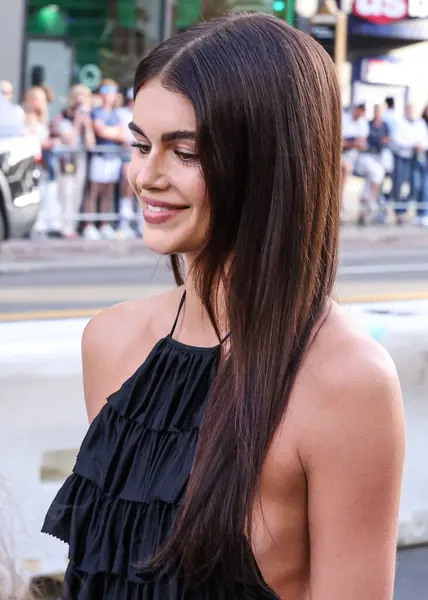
left=42, top=293, right=279, bottom=599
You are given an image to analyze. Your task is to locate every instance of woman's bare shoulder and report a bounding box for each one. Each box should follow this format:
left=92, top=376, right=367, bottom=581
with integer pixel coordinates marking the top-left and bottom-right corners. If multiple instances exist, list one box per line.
left=81, top=287, right=182, bottom=422
left=310, top=301, right=398, bottom=384
left=82, top=287, right=181, bottom=349
left=292, top=301, right=404, bottom=467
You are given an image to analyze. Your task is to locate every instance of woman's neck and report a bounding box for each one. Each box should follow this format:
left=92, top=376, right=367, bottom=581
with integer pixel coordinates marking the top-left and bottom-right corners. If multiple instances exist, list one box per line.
left=179, top=255, right=228, bottom=346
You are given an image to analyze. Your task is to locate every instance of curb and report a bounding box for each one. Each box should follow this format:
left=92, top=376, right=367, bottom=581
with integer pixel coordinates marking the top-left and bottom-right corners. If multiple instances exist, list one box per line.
left=1, top=227, right=427, bottom=264
left=339, top=226, right=428, bottom=245
left=0, top=238, right=150, bottom=262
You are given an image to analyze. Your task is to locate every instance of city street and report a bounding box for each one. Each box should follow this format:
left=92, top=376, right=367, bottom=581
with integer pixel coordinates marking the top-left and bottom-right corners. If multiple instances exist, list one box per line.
left=1, top=228, right=428, bottom=319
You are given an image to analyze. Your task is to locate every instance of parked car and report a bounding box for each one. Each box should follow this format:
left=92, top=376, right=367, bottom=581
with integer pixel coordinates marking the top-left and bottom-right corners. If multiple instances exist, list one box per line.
left=0, top=96, right=40, bottom=240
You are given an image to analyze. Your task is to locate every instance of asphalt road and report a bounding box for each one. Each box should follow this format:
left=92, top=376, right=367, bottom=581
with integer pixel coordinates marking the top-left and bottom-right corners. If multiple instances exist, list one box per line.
left=1, top=245, right=428, bottom=318
left=395, top=545, right=428, bottom=599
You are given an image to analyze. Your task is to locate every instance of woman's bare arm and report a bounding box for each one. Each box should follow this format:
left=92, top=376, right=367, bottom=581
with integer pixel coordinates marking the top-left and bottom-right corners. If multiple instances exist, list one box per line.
left=301, top=342, right=405, bottom=600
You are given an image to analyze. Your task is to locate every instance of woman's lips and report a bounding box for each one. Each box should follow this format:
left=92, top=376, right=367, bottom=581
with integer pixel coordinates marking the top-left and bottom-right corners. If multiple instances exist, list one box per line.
left=143, top=200, right=189, bottom=225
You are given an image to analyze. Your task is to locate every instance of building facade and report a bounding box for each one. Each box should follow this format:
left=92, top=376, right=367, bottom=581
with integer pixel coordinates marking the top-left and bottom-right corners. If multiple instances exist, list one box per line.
left=346, top=0, right=428, bottom=114
left=24, top=0, right=169, bottom=116
left=0, top=1, right=294, bottom=116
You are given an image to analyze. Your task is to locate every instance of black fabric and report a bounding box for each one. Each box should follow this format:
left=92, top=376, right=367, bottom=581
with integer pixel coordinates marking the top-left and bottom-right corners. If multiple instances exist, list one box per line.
left=42, top=308, right=278, bottom=599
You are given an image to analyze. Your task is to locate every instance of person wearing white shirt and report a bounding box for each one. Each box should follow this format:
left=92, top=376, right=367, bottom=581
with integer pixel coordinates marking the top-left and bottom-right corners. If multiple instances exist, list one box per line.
left=391, top=104, right=428, bottom=225
left=342, top=103, right=385, bottom=219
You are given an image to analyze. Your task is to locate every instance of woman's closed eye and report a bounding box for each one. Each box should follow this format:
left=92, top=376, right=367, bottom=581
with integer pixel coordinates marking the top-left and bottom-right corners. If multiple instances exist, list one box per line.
left=175, top=149, right=198, bottom=163
left=130, top=141, right=150, bottom=155
left=131, top=141, right=198, bottom=164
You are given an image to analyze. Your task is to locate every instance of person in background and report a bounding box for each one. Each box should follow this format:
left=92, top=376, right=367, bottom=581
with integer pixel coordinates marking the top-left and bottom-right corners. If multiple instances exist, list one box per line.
left=24, top=86, right=62, bottom=236
left=116, top=86, right=138, bottom=238
left=411, top=105, right=428, bottom=227
left=24, top=87, right=49, bottom=140
left=91, top=93, right=103, bottom=109
left=0, top=93, right=26, bottom=138
left=342, top=103, right=385, bottom=222
left=52, top=84, right=95, bottom=238
left=0, top=80, right=25, bottom=125
left=38, top=84, right=66, bottom=238
left=115, top=90, right=125, bottom=109
left=391, top=103, right=428, bottom=225
left=40, top=83, right=55, bottom=107
left=357, top=104, right=391, bottom=224
left=81, top=79, right=125, bottom=240
left=341, top=103, right=369, bottom=211
left=384, top=96, right=397, bottom=138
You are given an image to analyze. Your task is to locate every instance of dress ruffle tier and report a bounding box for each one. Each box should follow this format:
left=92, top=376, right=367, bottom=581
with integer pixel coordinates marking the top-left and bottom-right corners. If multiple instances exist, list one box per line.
left=42, top=336, right=278, bottom=599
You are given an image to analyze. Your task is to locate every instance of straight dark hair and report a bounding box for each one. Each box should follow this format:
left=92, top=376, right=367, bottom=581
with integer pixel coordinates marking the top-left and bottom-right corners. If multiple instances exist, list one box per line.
left=134, top=12, right=342, bottom=585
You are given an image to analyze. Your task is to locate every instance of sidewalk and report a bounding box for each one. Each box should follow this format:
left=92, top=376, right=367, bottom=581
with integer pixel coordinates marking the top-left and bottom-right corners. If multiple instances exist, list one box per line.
left=0, top=225, right=427, bottom=267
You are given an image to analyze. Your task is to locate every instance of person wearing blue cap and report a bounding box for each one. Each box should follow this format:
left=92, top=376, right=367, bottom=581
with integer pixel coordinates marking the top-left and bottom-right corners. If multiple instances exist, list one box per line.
left=81, top=78, right=125, bottom=240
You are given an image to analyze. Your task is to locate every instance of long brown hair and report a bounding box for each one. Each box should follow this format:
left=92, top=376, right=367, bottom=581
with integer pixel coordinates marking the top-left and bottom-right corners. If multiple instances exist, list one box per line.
left=134, top=13, right=341, bottom=584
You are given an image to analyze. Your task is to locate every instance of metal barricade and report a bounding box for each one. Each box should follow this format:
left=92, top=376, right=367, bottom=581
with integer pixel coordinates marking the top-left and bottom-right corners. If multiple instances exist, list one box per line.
left=34, top=144, right=142, bottom=234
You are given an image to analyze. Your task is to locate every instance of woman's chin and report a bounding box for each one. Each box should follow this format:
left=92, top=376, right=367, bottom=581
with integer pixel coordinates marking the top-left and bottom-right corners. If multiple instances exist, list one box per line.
left=143, top=229, right=202, bottom=257
left=143, top=235, right=184, bottom=257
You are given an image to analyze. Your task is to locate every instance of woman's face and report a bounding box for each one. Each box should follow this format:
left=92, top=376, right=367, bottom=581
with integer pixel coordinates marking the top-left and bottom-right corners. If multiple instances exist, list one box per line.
left=73, top=90, right=88, bottom=108
left=128, top=78, right=208, bottom=256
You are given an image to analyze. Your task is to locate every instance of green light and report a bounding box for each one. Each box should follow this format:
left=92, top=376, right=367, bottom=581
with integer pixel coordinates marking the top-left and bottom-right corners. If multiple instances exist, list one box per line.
left=30, top=5, right=67, bottom=36
left=176, top=0, right=201, bottom=29
left=273, top=0, right=286, bottom=10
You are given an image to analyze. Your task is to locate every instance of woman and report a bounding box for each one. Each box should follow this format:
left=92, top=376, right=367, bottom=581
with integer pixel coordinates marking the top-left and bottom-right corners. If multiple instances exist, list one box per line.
left=117, top=86, right=139, bottom=238
left=24, top=87, right=49, bottom=136
left=81, top=78, right=124, bottom=241
left=24, top=86, right=62, bottom=235
left=52, top=84, right=95, bottom=238
left=43, top=14, right=405, bottom=600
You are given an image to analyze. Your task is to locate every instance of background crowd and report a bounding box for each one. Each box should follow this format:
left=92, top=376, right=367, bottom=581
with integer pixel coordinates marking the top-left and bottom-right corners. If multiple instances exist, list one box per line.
left=2, top=78, right=428, bottom=235
left=0, top=77, right=141, bottom=241
left=342, top=97, right=428, bottom=226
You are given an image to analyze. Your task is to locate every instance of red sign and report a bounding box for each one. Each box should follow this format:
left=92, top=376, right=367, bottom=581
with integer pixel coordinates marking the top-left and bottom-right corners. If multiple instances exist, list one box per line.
left=353, top=0, right=428, bottom=23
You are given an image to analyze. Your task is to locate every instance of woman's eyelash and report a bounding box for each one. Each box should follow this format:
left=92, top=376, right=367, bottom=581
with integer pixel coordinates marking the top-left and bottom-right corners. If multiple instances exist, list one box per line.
left=130, top=141, right=150, bottom=154
left=130, top=142, right=198, bottom=163
left=175, top=150, right=198, bottom=162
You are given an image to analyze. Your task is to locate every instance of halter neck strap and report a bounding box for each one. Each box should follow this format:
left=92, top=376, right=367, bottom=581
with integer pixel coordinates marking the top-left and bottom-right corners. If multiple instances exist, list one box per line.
left=220, top=332, right=231, bottom=345
left=170, top=290, right=186, bottom=337
left=170, top=290, right=230, bottom=345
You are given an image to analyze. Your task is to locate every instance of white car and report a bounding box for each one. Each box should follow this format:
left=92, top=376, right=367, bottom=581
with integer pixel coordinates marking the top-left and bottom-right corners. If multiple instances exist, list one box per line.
left=0, top=95, right=41, bottom=240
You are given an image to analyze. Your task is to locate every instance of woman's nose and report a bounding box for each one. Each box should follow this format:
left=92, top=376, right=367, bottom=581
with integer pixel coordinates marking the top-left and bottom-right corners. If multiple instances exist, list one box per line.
left=136, top=154, right=169, bottom=191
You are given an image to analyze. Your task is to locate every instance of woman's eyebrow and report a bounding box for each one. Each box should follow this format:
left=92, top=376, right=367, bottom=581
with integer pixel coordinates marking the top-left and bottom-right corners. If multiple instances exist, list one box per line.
left=128, top=122, right=146, bottom=136
left=161, top=130, right=197, bottom=142
left=128, top=122, right=196, bottom=143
